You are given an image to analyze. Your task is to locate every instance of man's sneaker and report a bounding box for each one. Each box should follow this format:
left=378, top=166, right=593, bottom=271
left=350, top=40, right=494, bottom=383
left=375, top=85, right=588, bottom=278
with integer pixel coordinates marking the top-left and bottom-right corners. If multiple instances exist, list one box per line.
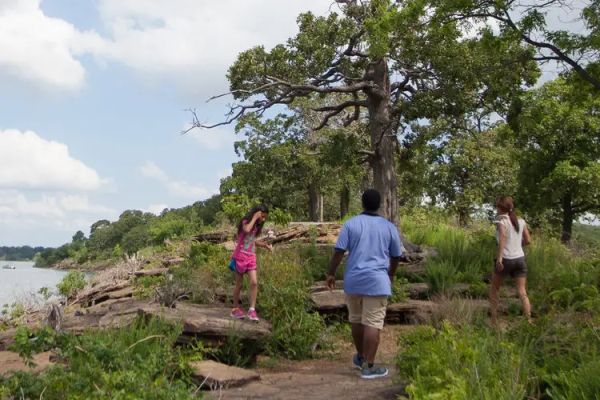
left=361, top=365, right=389, bottom=379
left=352, top=353, right=365, bottom=370
left=230, top=308, right=245, bottom=319
left=247, top=309, right=260, bottom=321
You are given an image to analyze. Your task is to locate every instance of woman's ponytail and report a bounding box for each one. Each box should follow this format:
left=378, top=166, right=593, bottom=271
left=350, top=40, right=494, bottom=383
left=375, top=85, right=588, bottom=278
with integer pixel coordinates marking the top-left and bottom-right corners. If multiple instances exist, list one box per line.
left=496, top=196, right=519, bottom=231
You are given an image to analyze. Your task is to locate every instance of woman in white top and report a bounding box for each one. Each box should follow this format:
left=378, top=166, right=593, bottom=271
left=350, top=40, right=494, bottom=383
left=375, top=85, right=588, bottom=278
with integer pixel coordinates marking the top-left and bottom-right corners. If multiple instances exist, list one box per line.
left=490, top=196, right=532, bottom=325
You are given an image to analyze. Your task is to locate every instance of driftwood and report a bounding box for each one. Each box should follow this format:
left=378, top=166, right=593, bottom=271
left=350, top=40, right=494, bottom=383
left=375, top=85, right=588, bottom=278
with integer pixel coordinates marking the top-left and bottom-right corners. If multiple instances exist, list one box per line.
left=133, top=268, right=169, bottom=277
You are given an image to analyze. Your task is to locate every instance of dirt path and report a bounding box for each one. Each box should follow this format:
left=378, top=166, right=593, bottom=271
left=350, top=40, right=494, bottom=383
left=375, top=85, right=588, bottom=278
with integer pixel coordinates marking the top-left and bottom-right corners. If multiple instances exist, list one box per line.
left=207, top=325, right=412, bottom=400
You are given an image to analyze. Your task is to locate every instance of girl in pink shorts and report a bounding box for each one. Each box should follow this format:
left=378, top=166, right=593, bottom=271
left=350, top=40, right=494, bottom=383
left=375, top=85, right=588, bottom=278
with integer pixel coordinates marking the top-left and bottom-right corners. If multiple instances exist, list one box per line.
left=230, top=205, right=272, bottom=321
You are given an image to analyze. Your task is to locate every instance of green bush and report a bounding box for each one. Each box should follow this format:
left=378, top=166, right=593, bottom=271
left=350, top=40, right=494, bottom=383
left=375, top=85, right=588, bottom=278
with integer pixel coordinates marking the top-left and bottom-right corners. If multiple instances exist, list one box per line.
left=0, top=317, right=200, bottom=400
left=57, top=271, right=86, bottom=298
left=397, top=323, right=530, bottom=399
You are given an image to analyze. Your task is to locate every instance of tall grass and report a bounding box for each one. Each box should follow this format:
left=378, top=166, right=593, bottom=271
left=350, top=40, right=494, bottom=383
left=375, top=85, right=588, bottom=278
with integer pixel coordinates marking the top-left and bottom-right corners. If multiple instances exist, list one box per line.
left=397, top=323, right=530, bottom=399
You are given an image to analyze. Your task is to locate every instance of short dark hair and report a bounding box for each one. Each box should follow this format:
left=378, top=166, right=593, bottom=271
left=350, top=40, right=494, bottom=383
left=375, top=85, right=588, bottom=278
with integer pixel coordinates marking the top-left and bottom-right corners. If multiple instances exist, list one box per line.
left=362, top=189, right=381, bottom=212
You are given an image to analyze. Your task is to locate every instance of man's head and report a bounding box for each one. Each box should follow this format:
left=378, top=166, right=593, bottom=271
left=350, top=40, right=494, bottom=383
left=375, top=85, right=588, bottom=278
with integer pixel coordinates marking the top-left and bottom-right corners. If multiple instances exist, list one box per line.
left=362, top=189, right=381, bottom=212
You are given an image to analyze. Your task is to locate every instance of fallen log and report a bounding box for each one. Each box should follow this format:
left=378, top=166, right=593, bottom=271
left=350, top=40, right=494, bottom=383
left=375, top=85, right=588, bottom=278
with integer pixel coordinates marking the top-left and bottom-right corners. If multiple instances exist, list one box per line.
left=193, top=232, right=231, bottom=244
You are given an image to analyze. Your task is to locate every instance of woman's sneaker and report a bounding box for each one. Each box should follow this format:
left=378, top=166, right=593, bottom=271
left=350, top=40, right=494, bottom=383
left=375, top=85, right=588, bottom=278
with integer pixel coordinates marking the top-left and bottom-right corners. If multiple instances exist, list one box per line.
left=361, top=365, right=389, bottom=379
left=230, top=308, right=245, bottom=319
left=247, top=309, right=259, bottom=321
left=352, top=353, right=365, bottom=370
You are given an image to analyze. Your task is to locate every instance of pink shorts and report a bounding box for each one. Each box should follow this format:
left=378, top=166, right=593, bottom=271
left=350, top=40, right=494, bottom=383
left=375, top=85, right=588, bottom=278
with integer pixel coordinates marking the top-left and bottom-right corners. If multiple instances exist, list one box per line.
left=233, top=251, right=257, bottom=274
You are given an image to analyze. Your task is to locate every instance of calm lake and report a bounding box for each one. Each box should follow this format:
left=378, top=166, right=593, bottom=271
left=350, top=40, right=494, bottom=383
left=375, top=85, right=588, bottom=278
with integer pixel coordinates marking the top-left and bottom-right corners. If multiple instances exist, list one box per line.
left=0, top=261, right=67, bottom=306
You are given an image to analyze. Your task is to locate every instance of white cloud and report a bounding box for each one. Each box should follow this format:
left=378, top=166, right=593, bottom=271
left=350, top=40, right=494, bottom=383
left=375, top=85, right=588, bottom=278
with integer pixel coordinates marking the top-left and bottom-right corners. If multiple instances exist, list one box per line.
left=0, top=0, right=331, bottom=92
left=0, top=189, right=116, bottom=245
left=145, top=203, right=169, bottom=215
left=187, top=127, right=236, bottom=151
left=0, top=0, right=102, bottom=90
left=94, top=0, right=330, bottom=79
left=0, top=129, right=104, bottom=191
left=0, top=190, right=114, bottom=218
left=140, top=161, right=216, bottom=199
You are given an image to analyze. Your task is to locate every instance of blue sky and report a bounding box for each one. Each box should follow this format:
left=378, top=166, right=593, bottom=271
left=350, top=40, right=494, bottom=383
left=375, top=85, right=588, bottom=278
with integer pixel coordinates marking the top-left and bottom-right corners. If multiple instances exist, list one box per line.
left=0, top=0, right=331, bottom=246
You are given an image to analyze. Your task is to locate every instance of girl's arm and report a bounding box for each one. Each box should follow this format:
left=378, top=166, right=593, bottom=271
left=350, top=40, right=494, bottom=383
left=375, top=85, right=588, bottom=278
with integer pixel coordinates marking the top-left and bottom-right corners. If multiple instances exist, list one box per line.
left=522, top=224, right=532, bottom=246
left=242, top=212, right=262, bottom=233
left=256, top=241, right=273, bottom=251
left=496, top=222, right=507, bottom=271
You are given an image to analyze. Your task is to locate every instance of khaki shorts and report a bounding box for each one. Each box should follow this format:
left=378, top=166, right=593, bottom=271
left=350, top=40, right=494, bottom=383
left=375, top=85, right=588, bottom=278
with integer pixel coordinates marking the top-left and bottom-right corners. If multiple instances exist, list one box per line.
left=345, top=295, right=388, bottom=330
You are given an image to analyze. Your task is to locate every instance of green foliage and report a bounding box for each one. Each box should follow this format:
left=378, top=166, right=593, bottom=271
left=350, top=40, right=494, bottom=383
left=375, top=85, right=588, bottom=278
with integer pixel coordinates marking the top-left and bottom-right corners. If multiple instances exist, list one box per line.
left=134, top=275, right=165, bottom=299
left=509, top=77, right=600, bottom=239
left=269, top=208, right=292, bottom=226
left=397, top=323, right=529, bottom=399
left=0, top=317, right=199, bottom=400
left=425, top=260, right=459, bottom=296
left=57, top=271, right=86, bottom=298
left=9, top=326, right=59, bottom=361
left=220, top=194, right=258, bottom=224
left=390, top=277, right=409, bottom=303
left=254, top=250, right=326, bottom=359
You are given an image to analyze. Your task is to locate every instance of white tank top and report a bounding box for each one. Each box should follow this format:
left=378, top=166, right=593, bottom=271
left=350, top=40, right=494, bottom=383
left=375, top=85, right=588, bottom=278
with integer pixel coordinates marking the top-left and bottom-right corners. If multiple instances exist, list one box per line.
left=494, top=215, right=525, bottom=259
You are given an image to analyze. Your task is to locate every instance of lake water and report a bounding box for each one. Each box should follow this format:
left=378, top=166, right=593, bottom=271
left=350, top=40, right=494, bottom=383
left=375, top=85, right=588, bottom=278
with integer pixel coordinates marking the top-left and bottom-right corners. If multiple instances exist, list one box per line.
left=0, top=261, right=68, bottom=306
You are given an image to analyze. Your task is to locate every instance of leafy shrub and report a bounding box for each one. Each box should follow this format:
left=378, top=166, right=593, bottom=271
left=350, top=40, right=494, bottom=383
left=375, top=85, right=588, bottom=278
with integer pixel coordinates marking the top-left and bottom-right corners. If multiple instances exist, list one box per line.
left=0, top=317, right=199, bottom=400
left=397, top=323, right=529, bottom=399
left=269, top=208, right=293, bottom=226
left=57, top=271, right=86, bottom=298
left=390, top=277, right=409, bottom=303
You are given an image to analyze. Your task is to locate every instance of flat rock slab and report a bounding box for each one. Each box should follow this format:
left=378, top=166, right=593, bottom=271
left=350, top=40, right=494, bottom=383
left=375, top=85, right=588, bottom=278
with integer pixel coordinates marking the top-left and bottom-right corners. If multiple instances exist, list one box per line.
left=191, top=360, right=260, bottom=389
left=0, top=351, right=53, bottom=376
left=139, top=303, right=272, bottom=341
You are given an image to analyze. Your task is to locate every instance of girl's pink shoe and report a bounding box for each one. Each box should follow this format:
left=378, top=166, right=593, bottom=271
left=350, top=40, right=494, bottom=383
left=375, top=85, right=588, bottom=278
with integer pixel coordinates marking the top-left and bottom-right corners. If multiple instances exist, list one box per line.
left=230, top=308, right=245, bottom=319
left=247, top=309, right=259, bottom=321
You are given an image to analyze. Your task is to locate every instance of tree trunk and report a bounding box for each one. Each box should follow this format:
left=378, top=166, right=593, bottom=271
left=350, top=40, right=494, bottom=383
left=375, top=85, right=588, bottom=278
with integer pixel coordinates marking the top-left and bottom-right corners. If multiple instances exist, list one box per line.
left=365, top=58, right=398, bottom=224
left=308, top=184, right=320, bottom=222
left=340, top=184, right=350, bottom=219
left=561, top=193, right=574, bottom=243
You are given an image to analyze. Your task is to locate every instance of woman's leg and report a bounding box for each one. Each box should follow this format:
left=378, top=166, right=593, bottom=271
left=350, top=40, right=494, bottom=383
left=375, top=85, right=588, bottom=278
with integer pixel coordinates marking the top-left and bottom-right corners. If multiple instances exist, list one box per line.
left=233, top=272, right=244, bottom=308
left=248, top=269, right=258, bottom=309
left=515, top=276, right=532, bottom=322
left=489, top=272, right=503, bottom=326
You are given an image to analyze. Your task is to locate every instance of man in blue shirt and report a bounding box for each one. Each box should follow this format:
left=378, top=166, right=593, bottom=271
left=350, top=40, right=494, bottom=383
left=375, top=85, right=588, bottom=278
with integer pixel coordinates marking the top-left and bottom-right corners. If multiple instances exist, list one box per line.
left=327, top=189, right=403, bottom=379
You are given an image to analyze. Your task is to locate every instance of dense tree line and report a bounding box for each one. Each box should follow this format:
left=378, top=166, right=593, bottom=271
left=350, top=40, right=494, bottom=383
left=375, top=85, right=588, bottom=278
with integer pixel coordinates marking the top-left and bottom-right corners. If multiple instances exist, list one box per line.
left=0, top=246, right=47, bottom=261
left=34, top=195, right=223, bottom=267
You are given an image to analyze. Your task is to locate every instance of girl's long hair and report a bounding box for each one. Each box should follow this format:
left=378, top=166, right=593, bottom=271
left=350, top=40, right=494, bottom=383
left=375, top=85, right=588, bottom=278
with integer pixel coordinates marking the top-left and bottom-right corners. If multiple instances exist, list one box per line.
left=496, top=196, right=519, bottom=231
left=237, top=204, right=269, bottom=237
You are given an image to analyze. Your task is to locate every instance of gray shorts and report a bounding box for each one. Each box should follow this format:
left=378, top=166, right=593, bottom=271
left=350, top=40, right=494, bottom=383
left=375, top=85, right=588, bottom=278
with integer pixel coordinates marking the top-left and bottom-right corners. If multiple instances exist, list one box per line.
left=495, top=257, right=527, bottom=278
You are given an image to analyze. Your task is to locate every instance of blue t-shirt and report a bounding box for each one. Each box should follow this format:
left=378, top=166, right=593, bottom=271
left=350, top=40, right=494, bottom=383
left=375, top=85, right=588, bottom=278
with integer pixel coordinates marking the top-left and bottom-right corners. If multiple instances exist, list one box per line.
left=335, top=213, right=403, bottom=296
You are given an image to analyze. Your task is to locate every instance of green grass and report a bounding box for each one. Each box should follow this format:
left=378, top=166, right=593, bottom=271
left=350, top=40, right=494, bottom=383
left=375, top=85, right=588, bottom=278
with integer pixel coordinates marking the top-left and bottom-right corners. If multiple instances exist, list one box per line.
left=0, top=317, right=203, bottom=399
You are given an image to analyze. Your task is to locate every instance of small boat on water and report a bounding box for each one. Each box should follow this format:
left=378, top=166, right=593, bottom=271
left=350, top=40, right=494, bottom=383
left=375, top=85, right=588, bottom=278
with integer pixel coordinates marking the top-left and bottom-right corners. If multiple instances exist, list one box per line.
left=2, top=264, right=16, bottom=270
